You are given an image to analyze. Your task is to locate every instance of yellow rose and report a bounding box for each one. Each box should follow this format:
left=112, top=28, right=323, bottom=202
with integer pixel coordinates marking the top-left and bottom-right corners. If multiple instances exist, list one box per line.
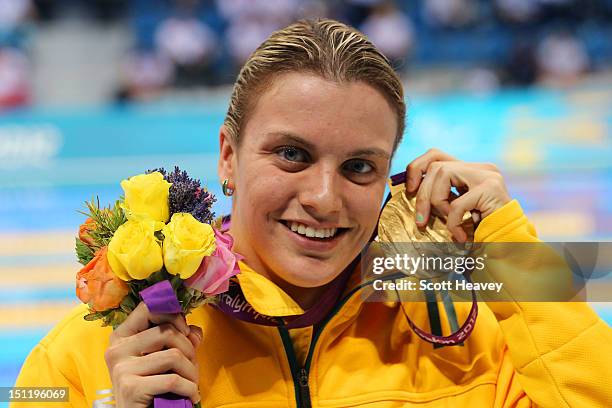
left=121, top=172, right=172, bottom=223
left=107, top=219, right=164, bottom=280
left=162, top=213, right=216, bottom=279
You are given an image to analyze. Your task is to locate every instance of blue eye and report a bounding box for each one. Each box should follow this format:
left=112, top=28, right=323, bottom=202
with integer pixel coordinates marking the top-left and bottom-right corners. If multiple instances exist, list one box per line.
left=279, top=146, right=308, bottom=162
left=344, top=159, right=373, bottom=174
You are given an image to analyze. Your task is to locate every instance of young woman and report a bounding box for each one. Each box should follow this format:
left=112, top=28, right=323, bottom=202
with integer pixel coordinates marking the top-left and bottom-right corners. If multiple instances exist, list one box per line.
left=14, top=19, right=612, bottom=408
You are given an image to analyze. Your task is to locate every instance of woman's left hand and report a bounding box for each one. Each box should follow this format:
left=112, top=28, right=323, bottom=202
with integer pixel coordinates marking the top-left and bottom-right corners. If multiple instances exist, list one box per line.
left=404, top=148, right=512, bottom=242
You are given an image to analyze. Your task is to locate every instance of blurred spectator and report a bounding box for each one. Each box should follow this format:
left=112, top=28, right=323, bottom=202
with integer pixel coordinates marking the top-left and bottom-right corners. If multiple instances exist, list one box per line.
left=115, top=51, right=174, bottom=103
left=536, top=31, right=589, bottom=86
left=154, top=1, right=220, bottom=87
left=0, top=47, right=30, bottom=108
left=343, top=0, right=384, bottom=27
left=31, top=0, right=54, bottom=22
left=538, top=0, right=584, bottom=23
left=219, top=0, right=297, bottom=67
left=503, top=39, right=538, bottom=86
left=422, top=0, right=480, bottom=29
left=0, top=0, right=34, bottom=49
left=216, top=0, right=297, bottom=24
left=296, top=0, right=329, bottom=20
left=494, top=0, right=540, bottom=25
left=90, top=0, right=128, bottom=23
left=464, top=67, right=501, bottom=94
left=156, top=17, right=216, bottom=66
left=0, top=0, right=32, bottom=31
left=225, top=17, right=278, bottom=66
left=360, top=1, right=413, bottom=67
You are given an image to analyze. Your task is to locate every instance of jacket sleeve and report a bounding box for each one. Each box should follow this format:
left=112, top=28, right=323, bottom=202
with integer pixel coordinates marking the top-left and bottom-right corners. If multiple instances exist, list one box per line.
left=10, top=304, right=113, bottom=408
left=11, top=342, right=88, bottom=408
left=476, top=200, right=612, bottom=408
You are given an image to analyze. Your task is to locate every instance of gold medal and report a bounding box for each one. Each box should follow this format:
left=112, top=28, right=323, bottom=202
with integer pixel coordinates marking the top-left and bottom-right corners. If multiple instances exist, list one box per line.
left=378, top=174, right=475, bottom=243
left=377, top=174, right=476, bottom=278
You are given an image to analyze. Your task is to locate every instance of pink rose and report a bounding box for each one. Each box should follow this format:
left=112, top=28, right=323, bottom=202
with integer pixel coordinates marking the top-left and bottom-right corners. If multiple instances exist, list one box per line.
left=185, top=229, right=242, bottom=295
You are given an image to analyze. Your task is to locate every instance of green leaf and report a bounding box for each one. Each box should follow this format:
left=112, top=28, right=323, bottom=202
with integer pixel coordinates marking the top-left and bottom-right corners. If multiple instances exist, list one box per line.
left=119, top=294, right=138, bottom=314
left=79, top=197, right=127, bottom=248
left=75, top=238, right=95, bottom=265
left=170, top=274, right=182, bottom=290
left=103, top=309, right=128, bottom=329
left=83, top=312, right=103, bottom=321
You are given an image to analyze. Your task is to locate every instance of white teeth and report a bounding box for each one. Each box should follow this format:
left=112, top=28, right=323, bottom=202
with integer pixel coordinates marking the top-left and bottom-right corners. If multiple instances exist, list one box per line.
left=285, top=221, right=339, bottom=239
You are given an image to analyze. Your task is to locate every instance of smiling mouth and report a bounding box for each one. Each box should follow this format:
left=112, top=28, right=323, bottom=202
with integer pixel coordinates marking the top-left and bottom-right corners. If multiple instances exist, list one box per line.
left=279, top=220, right=349, bottom=240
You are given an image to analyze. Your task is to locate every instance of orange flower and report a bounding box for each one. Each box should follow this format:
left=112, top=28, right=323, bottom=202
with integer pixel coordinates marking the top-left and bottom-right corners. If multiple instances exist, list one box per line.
left=78, top=217, right=96, bottom=247
left=76, top=246, right=129, bottom=312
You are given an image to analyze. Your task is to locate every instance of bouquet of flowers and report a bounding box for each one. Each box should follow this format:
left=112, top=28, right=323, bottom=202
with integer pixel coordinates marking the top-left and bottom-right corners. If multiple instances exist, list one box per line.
left=74, top=167, right=241, bottom=407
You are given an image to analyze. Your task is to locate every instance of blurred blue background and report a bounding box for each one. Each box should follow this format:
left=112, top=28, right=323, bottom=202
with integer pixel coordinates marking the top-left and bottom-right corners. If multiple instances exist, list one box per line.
left=1, top=0, right=611, bottom=402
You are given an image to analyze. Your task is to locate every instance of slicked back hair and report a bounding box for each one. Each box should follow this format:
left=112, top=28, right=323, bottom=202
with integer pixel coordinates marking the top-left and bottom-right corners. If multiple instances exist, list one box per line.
left=223, top=18, right=406, bottom=153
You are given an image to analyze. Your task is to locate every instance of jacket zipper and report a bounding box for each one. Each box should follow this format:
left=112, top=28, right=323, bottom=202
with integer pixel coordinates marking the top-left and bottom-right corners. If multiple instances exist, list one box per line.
left=278, top=272, right=405, bottom=408
left=277, top=325, right=312, bottom=408
left=298, top=368, right=312, bottom=408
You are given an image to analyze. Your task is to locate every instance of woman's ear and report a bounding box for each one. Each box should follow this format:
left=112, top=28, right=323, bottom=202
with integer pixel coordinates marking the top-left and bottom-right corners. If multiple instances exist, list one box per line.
left=218, top=125, right=236, bottom=185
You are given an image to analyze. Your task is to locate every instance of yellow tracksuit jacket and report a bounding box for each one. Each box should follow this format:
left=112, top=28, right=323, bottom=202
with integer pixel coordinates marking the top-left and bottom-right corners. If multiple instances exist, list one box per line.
left=12, top=200, right=612, bottom=407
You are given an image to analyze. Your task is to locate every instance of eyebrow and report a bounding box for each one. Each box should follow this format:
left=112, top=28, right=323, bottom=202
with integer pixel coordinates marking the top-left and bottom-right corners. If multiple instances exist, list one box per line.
left=349, top=148, right=391, bottom=160
left=267, top=131, right=391, bottom=160
left=269, top=132, right=316, bottom=150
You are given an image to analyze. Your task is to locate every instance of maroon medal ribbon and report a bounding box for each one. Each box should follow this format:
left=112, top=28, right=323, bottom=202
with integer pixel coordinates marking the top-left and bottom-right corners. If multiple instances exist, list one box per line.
left=387, top=170, right=479, bottom=345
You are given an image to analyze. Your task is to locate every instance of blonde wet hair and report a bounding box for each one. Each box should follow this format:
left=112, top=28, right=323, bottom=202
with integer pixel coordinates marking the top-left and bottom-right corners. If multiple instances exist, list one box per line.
left=223, top=18, right=406, bottom=153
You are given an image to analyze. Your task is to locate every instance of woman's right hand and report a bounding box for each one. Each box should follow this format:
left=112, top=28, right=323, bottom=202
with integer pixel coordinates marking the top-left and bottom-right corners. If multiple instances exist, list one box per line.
left=104, top=301, right=202, bottom=408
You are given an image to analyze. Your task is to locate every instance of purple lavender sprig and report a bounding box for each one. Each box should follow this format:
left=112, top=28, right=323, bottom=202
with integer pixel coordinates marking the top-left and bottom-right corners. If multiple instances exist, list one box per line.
left=147, top=166, right=216, bottom=224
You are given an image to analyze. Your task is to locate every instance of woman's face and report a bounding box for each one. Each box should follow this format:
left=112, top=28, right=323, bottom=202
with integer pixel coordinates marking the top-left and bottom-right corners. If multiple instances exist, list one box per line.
left=219, top=72, right=397, bottom=292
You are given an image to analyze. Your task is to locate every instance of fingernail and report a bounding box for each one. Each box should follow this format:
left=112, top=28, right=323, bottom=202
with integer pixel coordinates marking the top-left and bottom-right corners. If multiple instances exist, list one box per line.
left=190, top=325, right=202, bottom=339
left=416, top=213, right=424, bottom=224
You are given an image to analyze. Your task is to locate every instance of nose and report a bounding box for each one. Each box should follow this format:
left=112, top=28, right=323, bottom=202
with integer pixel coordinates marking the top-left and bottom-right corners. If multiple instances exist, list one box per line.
left=298, top=164, right=342, bottom=218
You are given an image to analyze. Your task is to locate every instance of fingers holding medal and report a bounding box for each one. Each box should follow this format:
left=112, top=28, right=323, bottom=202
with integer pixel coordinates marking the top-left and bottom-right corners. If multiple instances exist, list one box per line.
left=405, top=148, right=512, bottom=242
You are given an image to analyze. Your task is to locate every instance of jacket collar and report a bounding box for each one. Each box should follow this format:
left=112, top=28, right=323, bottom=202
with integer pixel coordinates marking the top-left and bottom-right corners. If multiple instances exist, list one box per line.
left=235, top=261, right=305, bottom=317
left=234, top=257, right=363, bottom=323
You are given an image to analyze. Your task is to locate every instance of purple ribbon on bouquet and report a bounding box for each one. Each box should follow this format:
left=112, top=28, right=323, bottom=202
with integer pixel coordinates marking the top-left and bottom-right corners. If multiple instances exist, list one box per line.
left=140, top=280, right=194, bottom=408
